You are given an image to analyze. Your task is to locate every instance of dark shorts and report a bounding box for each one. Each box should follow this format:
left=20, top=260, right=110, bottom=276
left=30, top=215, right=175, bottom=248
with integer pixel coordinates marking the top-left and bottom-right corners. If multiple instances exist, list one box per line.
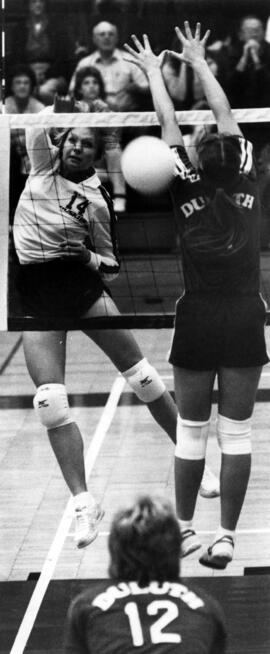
left=169, top=293, right=269, bottom=370
left=16, top=260, right=111, bottom=319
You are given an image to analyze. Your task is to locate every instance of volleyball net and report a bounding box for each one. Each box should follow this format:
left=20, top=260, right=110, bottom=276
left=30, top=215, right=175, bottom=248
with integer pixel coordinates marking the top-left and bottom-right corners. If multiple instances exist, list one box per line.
left=1, top=108, right=270, bottom=330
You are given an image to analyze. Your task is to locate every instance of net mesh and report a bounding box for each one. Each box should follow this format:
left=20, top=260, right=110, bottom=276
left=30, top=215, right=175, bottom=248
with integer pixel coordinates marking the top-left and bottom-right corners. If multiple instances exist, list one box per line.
left=0, top=111, right=270, bottom=330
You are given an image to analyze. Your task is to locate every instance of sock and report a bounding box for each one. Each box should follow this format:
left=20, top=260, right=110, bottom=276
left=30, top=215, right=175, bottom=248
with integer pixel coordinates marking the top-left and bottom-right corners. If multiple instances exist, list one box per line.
left=179, top=519, right=194, bottom=533
left=215, top=525, right=235, bottom=542
left=73, top=491, right=95, bottom=511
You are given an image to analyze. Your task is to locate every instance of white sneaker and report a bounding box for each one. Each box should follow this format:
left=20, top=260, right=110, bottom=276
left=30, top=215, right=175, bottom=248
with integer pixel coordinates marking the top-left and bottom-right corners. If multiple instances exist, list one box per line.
left=199, top=535, right=234, bottom=569
left=74, top=504, right=105, bottom=549
left=199, top=465, right=220, bottom=498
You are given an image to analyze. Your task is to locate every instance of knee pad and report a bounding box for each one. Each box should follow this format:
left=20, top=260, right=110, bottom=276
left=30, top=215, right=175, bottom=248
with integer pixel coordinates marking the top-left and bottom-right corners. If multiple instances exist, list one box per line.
left=33, top=383, right=72, bottom=429
left=175, top=415, right=210, bottom=460
left=122, top=358, right=166, bottom=403
left=217, top=414, right=252, bottom=455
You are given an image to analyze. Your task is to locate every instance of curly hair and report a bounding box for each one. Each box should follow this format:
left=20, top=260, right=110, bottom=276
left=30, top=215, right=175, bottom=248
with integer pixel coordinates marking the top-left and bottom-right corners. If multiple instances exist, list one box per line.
left=108, top=495, right=181, bottom=586
left=73, top=66, right=106, bottom=101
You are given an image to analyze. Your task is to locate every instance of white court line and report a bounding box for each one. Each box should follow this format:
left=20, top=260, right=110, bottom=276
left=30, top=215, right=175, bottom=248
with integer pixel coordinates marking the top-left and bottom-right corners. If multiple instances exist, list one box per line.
left=10, top=374, right=126, bottom=654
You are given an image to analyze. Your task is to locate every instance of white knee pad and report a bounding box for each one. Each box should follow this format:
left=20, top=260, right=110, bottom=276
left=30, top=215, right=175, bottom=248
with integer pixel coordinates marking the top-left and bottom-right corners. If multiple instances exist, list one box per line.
left=175, top=415, right=210, bottom=460
left=33, top=383, right=72, bottom=429
left=122, top=358, right=166, bottom=403
left=217, top=414, right=252, bottom=455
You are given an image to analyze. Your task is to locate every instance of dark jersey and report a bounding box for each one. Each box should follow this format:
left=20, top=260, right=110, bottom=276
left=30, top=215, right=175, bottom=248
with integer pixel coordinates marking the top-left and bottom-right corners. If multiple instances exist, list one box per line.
left=65, top=579, right=227, bottom=654
left=170, top=138, right=261, bottom=295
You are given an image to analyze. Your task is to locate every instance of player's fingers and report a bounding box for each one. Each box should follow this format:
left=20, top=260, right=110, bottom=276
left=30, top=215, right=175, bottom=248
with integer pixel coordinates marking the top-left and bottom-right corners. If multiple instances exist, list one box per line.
left=123, top=54, right=138, bottom=66
left=143, top=34, right=152, bottom=51
left=184, top=21, right=193, bottom=40
left=194, top=22, right=201, bottom=41
left=124, top=43, right=138, bottom=58
left=201, top=29, right=211, bottom=46
left=174, top=26, right=186, bottom=45
left=131, top=34, right=144, bottom=52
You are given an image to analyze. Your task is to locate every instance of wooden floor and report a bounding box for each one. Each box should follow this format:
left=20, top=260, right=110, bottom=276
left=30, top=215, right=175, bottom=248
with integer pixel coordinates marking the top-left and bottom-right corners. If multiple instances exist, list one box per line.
left=0, top=325, right=270, bottom=652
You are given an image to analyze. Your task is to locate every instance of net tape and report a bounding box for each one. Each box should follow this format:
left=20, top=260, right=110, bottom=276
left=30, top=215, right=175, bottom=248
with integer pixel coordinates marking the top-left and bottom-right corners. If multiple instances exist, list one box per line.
left=1, top=107, right=270, bottom=128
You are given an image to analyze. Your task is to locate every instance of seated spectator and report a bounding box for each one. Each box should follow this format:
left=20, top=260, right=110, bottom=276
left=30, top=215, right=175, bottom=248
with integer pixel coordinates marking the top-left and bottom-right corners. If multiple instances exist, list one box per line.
left=69, top=21, right=150, bottom=111
left=5, top=64, right=44, bottom=114
left=8, top=0, right=73, bottom=102
left=65, top=495, right=227, bottom=654
left=223, top=15, right=270, bottom=107
left=5, top=64, right=45, bottom=217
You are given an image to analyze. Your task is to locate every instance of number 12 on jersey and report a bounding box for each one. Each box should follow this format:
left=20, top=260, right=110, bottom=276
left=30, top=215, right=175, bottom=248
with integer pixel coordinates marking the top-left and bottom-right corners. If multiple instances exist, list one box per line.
left=124, top=600, right=182, bottom=646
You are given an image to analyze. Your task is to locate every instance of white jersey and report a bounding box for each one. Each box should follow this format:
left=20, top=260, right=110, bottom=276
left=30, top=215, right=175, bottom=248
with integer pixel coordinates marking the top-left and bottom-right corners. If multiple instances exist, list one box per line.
left=13, top=127, right=120, bottom=281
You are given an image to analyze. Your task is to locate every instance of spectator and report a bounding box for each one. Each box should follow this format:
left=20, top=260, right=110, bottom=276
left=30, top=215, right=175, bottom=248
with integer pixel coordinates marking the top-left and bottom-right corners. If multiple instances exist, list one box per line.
left=69, top=21, right=150, bottom=111
left=224, top=15, right=270, bottom=107
left=65, top=495, right=227, bottom=654
left=72, top=66, right=126, bottom=210
left=5, top=64, right=44, bottom=114
left=8, top=0, right=72, bottom=103
left=5, top=64, right=45, bottom=217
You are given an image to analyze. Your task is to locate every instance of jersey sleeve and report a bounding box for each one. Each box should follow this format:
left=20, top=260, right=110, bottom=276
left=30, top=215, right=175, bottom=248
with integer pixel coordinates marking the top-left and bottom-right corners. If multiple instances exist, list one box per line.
left=206, top=595, right=227, bottom=654
left=171, top=145, right=201, bottom=185
left=238, top=136, right=255, bottom=177
left=26, top=106, right=59, bottom=175
left=86, top=187, right=120, bottom=282
left=65, top=596, right=91, bottom=654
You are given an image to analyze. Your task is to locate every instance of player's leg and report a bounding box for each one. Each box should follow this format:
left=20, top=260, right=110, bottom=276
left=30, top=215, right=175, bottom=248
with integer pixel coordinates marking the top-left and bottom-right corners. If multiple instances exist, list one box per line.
left=173, top=366, right=216, bottom=556
left=83, top=293, right=178, bottom=443
left=23, top=331, right=103, bottom=547
left=200, top=365, right=262, bottom=569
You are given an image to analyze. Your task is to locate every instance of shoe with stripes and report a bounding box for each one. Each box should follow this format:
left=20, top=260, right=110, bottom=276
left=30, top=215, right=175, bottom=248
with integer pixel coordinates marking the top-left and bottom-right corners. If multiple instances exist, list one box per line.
left=74, top=504, right=105, bottom=549
left=180, top=528, right=201, bottom=558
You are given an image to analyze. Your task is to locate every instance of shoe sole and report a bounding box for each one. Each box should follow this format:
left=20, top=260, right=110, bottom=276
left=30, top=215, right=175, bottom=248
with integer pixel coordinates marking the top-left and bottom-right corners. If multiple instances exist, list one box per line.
left=76, top=508, right=105, bottom=549
left=199, top=552, right=232, bottom=569
left=199, top=488, right=220, bottom=498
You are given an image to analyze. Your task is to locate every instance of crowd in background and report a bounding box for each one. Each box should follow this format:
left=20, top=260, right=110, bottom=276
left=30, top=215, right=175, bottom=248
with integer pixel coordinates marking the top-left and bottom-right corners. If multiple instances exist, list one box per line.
left=3, top=0, right=270, bottom=243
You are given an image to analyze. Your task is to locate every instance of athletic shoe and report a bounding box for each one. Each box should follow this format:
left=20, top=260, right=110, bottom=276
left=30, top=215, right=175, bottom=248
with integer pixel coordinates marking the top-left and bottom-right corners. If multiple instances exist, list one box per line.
left=199, top=535, right=234, bottom=569
left=180, top=528, right=201, bottom=558
left=199, top=465, right=220, bottom=498
left=74, top=504, right=105, bottom=549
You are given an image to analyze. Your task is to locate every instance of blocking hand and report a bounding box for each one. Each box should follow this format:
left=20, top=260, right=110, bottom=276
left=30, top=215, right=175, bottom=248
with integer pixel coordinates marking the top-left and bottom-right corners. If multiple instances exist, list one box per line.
left=169, top=21, right=210, bottom=66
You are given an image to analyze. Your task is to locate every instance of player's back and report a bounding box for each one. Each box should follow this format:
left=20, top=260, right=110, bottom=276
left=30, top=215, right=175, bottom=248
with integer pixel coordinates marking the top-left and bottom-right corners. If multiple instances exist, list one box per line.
left=65, top=579, right=227, bottom=654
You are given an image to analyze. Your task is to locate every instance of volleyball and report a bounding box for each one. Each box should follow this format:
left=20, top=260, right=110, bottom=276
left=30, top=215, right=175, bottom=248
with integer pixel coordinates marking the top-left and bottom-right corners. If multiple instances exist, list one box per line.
left=121, top=136, right=175, bottom=195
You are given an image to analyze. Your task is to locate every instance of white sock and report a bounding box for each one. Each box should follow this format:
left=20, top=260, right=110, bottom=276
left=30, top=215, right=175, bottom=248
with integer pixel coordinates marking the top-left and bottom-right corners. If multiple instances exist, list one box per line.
left=215, top=525, right=235, bottom=542
left=179, top=519, right=193, bottom=533
left=73, top=492, right=96, bottom=511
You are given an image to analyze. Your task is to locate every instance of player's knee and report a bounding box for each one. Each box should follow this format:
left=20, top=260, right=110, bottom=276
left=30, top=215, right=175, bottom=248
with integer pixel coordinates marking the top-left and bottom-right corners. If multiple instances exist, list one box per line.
left=217, top=414, right=252, bottom=454
left=175, top=415, right=210, bottom=459
left=122, top=358, right=166, bottom=403
left=33, top=383, right=72, bottom=429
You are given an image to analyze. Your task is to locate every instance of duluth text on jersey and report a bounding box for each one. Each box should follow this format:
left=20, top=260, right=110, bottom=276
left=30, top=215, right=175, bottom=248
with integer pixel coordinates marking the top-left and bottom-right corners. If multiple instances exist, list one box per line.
left=92, top=581, right=204, bottom=611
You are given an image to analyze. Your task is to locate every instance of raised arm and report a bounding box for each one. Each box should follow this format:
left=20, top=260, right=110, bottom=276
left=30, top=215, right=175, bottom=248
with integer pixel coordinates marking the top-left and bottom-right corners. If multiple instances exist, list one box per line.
left=124, top=34, right=183, bottom=146
left=171, top=22, right=242, bottom=136
left=26, top=105, right=58, bottom=175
